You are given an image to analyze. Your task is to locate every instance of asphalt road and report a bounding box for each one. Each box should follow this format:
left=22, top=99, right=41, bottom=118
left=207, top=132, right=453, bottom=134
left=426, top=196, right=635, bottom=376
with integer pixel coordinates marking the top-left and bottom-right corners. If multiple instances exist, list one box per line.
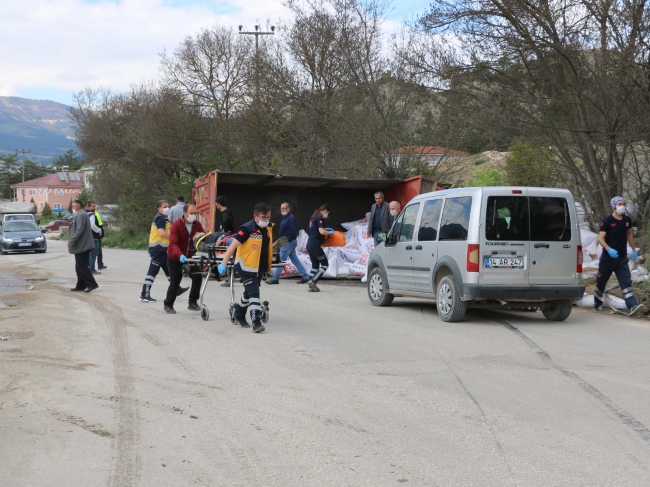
left=2, top=240, right=650, bottom=486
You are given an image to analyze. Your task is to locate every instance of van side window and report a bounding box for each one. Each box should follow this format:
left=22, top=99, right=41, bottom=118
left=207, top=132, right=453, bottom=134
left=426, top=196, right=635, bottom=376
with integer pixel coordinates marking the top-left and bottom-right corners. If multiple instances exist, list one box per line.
left=439, top=197, right=472, bottom=241
left=485, top=196, right=529, bottom=241
left=392, top=203, right=420, bottom=243
left=530, top=197, right=571, bottom=241
left=418, top=199, right=443, bottom=241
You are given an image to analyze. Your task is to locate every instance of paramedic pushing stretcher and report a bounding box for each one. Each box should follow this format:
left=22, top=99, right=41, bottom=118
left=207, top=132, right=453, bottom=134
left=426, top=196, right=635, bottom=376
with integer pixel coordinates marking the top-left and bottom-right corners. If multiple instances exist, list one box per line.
left=594, top=196, right=644, bottom=316
left=218, top=203, right=273, bottom=333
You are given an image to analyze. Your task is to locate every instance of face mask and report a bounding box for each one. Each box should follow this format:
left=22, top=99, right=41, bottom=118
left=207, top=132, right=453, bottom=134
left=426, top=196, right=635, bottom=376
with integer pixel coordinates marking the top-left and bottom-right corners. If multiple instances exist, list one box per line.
left=186, top=215, right=197, bottom=223
left=281, top=211, right=288, bottom=217
left=73, top=209, right=78, bottom=214
left=323, top=212, right=329, bottom=219
left=615, top=205, right=626, bottom=215
left=162, top=207, right=170, bottom=216
left=256, top=220, right=270, bottom=228
left=390, top=210, right=399, bottom=217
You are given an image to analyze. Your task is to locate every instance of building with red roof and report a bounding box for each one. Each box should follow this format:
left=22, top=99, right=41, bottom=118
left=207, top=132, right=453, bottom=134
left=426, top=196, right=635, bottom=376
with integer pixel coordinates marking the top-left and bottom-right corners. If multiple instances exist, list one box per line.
left=10, top=171, right=83, bottom=214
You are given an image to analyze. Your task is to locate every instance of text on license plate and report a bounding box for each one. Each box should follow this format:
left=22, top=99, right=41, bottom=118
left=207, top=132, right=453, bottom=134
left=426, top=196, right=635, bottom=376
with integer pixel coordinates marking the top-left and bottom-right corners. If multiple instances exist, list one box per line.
left=485, top=257, right=524, bottom=268
left=18, top=243, right=31, bottom=247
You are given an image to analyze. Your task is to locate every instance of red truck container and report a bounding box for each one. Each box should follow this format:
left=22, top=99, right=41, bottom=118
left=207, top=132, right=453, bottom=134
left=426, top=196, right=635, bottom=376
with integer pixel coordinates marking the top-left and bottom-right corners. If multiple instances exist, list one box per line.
left=193, top=171, right=448, bottom=233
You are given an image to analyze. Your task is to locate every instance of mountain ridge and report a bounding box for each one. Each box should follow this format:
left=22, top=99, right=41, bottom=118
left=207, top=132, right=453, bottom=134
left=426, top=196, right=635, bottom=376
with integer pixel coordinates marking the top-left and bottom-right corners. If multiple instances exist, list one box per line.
left=0, top=96, right=78, bottom=164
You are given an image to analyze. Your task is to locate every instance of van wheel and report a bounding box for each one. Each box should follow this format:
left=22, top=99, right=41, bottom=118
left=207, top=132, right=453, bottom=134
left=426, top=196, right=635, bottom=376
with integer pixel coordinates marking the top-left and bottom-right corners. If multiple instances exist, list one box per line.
left=367, top=267, right=394, bottom=306
left=437, top=275, right=467, bottom=322
left=542, top=299, right=573, bottom=321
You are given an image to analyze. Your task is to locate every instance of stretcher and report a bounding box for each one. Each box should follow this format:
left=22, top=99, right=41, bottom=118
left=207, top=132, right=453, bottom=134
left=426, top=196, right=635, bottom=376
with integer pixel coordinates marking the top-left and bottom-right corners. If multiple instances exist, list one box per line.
left=181, top=244, right=287, bottom=322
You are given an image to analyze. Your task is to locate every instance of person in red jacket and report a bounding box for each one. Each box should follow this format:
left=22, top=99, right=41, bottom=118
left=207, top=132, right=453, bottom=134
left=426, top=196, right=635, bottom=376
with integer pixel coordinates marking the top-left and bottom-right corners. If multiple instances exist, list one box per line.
left=163, top=203, right=205, bottom=314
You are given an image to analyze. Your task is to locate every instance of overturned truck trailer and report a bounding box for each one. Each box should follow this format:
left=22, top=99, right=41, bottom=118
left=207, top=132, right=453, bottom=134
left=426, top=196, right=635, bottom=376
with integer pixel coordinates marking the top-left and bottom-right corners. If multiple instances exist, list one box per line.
left=193, top=171, right=450, bottom=233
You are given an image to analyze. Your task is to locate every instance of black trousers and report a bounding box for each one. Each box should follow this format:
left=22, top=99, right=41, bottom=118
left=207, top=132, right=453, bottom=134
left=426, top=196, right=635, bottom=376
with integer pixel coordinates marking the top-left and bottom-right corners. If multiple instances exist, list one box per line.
left=234, top=275, right=263, bottom=323
left=164, top=258, right=202, bottom=308
left=595, top=257, right=638, bottom=309
left=74, top=251, right=98, bottom=290
left=98, top=239, right=104, bottom=267
left=307, top=245, right=328, bottom=284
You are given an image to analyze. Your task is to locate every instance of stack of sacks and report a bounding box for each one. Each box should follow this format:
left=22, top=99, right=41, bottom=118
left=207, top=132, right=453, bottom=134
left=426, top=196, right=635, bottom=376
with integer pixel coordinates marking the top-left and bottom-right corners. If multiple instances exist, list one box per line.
left=277, top=213, right=374, bottom=279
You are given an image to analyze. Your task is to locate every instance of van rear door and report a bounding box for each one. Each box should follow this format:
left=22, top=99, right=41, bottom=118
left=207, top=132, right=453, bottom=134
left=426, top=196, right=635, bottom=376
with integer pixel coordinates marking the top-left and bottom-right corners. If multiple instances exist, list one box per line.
left=528, top=189, right=577, bottom=285
left=479, top=189, right=530, bottom=286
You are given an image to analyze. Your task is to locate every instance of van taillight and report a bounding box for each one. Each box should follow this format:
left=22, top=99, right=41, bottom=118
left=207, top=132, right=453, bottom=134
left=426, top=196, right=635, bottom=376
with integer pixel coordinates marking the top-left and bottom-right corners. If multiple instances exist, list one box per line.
left=467, top=244, right=480, bottom=272
left=577, top=245, right=583, bottom=273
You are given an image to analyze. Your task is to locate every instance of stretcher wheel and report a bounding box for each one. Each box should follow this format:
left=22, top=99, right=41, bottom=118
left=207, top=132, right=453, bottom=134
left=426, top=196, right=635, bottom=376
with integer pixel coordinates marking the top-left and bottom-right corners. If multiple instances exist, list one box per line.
left=229, top=304, right=236, bottom=324
left=261, top=308, right=269, bottom=324
left=200, top=305, right=209, bottom=321
left=181, top=263, right=191, bottom=277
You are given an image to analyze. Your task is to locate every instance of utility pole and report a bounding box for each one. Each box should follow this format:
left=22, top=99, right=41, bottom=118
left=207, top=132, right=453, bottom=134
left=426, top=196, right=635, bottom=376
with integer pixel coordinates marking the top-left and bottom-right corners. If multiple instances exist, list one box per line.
left=15, top=149, right=31, bottom=202
left=238, top=24, right=275, bottom=104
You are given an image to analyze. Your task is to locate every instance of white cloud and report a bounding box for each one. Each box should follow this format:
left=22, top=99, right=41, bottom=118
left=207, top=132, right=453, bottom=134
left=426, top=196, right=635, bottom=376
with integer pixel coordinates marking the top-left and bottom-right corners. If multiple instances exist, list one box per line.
left=0, top=85, right=21, bottom=96
left=0, top=0, right=287, bottom=97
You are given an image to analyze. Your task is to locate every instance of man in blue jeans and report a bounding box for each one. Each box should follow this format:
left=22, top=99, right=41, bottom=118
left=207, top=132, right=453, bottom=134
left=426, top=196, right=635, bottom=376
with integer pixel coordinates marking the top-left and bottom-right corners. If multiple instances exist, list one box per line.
left=266, top=202, right=310, bottom=285
left=86, top=201, right=102, bottom=275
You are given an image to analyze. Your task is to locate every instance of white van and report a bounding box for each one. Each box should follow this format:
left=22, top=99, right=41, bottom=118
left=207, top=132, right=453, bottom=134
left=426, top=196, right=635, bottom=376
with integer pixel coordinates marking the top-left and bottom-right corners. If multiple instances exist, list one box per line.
left=366, top=187, right=585, bottom=322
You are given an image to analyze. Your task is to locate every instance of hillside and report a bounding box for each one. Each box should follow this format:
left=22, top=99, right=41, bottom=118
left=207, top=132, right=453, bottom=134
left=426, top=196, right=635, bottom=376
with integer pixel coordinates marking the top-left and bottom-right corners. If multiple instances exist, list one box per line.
left=0, top=96, right=77, bottom=164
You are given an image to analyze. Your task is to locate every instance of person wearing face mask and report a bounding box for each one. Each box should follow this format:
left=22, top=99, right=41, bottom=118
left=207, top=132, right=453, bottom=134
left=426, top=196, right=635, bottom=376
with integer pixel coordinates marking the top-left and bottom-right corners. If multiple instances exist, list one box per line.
left=163, top=204, right=205, bottom=314
left=217, top=202, right=273, bottom=333
left=305, top=204, right=334, bottom=292
left=266, top=202, right=310, bottom=285
left=216, top=195, right=235, bottom=234
left=67, top=200, right=98, bottom=293
left=369, top=192, right=391, bottom=247
left=140, top=200, right=188, bottom=303
left=389, top=201, right=401, bottom=226
left=594, top=196, right=644, bottom=315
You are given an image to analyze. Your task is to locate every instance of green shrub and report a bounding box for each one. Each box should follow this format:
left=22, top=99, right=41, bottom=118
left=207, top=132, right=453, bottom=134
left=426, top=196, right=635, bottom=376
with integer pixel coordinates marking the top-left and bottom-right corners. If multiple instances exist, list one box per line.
left=101, top=230, right=149, bottom=250
left=465, top=168, right=505, bottom=187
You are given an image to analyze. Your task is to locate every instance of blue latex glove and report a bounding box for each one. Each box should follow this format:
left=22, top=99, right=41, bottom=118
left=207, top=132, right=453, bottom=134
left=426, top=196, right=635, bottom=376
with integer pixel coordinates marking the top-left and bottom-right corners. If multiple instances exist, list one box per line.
left=217, top=263, right=227, bottom=275
left=326, top=228, right=335, bottom=234
left=607, top=248, right=619, bottom=259
left=179, top=254, right=187, bottom=263
left=632, top=249, right=638, bottom=262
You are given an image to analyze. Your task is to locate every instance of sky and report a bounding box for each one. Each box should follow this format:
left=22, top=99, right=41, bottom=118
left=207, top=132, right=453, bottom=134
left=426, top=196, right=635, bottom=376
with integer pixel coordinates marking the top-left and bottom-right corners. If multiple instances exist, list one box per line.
left=0, top=0, right=430, bottom=106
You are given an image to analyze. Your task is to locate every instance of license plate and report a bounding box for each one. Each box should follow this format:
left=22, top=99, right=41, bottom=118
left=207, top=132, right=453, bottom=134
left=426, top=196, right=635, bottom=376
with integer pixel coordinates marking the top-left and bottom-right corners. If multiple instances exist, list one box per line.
left=485, top=257, right=524, bottom=268
left=18, top=243, right=31, bottom=247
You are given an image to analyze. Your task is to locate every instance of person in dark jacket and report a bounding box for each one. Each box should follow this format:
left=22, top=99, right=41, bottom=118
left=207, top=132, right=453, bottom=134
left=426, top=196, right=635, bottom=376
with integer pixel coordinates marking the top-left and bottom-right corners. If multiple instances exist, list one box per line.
left=67, top=200, right=98, bottom=293
left=216, top=195, right=235, bottom=233
left=86, top=201, right=103, bottom=275
left=94, top=205, right=107, bottom=270
left=266, top=202, right=310, bottom=284
left=594, top=196, right=644, bottom=315
left=306, top=204, right=334, bottom=292
left=369, top=191, right=391, bottom=246
left=163, top=204, right=205, bottom=314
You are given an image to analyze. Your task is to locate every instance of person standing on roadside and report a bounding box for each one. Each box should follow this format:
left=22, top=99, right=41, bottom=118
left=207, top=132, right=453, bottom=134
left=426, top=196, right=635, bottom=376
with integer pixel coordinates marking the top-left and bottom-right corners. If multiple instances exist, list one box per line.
left=168, top=194, right=185, bottom=224
left=216, top=195, right=235, bottom=234
left=306, top=204, right=334, bottom=292
left=594, top=196, right=644, bottom=316
left=67, top=200, right=98, bottom=293
left=217, top=202, right=273, bottom=333
left=94, top=205, right=107, bottom=270
left=163, top=204, right=205, bottom=314
left=369, top=192, right=391, bottom=247
left=389, top=201, right=401, bottom=227
left=140, top=200, right=188, bottom=303
left=86, top=201, right=102, bottom=275
left=266, top=202, right=310, bottom=285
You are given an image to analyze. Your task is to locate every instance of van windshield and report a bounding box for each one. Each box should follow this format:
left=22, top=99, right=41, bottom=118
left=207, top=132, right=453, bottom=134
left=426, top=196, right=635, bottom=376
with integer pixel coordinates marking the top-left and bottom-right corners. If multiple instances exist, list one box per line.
left=485, top=196, right=571, bottom=242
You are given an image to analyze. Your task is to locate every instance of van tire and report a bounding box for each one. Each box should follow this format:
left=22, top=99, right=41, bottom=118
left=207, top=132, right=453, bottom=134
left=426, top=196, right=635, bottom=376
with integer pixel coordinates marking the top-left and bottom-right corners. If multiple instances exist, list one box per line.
left=367, top=267, right=394, bottom=307
left=542, top=299, right=573, bottom=321
left=436, top=275, right=467, bottom=322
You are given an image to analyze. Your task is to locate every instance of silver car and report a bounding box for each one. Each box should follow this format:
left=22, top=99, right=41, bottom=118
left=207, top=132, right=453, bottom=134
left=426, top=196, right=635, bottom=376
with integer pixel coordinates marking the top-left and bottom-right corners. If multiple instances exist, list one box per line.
left=0, top=220, right=47, bottom=254
left=367, top=187, right=585, bottom=322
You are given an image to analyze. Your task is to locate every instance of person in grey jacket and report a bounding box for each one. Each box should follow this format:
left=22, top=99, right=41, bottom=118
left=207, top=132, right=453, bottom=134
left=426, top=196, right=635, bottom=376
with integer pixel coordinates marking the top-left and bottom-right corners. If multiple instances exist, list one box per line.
left=168, top=195, right=186, bottom=224
left=67, top=200, right=98, bottom=293
left=369, top=192, right=391, bottom=246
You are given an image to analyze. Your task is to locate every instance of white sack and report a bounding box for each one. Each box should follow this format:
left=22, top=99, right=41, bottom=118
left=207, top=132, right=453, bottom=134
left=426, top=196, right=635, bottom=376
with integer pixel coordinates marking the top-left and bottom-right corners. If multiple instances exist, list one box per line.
left=342, top=214, right=370, bottom=231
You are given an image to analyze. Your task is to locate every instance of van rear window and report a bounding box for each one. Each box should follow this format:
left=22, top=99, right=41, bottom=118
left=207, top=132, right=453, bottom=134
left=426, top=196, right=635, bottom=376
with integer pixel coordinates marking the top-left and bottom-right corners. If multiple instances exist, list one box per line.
left=485, top=196, right=529, bottom=241
left=530, top=197, right=571, bottom=241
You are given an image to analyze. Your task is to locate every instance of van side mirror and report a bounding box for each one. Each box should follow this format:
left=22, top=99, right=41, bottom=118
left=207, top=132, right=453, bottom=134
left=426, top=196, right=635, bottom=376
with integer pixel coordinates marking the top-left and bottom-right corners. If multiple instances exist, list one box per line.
left=376, top=232, right=387, bottom=243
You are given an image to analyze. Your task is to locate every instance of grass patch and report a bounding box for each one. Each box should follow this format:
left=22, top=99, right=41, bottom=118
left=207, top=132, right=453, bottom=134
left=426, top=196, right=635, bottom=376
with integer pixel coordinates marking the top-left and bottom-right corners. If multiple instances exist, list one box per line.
left=102, top=230, right=149, bottom=250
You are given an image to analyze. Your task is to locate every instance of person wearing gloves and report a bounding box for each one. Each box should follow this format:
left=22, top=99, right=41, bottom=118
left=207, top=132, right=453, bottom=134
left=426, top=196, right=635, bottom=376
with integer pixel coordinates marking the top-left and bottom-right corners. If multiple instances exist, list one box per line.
left=305, top=204, right=334, bottom=292
left=163, top=204, right=205, bottom=314
left=266, top=202, right=311, bottom=285
left=217, top=202, right=273, bottom=333
left=594, top=196, right=644, bottom=315
left=140, top=200, right=188, bottom=303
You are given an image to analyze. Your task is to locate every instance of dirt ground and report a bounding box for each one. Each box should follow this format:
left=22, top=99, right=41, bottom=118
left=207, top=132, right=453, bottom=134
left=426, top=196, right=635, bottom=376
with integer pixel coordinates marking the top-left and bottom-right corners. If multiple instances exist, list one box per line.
left=583, top=275, right=650, bottom=316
